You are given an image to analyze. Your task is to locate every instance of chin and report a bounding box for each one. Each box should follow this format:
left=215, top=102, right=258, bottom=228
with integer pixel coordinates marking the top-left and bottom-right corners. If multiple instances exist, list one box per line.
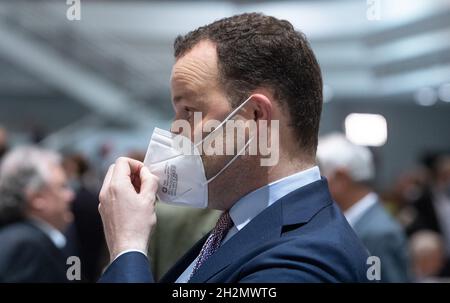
left=60, top=212, right=74, bottom=228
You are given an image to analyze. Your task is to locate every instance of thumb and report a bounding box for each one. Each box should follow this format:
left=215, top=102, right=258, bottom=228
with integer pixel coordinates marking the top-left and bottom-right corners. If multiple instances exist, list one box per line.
left=139, top=166, right=159, bottom=198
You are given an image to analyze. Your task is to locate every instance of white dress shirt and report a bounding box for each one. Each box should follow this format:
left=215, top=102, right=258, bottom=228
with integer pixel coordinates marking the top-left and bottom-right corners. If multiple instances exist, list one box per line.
left=344, top=192, right=378, bottom=228
left=175, top=166, right=321, bottom=282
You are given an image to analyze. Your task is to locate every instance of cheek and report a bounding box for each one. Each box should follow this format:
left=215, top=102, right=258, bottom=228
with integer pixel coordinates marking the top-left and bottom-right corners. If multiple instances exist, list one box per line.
left=53, top=195, right=65, bottom=211
left=196, top=114, right=220, bottom=142
left=193, top=119, right=205, bottom=139
left=55, top=190, right=73, bottom=209
left=66, top=189, right=75, bottom=202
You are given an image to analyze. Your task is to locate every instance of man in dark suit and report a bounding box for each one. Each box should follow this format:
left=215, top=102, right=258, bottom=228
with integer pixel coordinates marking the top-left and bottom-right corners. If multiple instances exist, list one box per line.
left=317, top=133, right=410, bottom=282
left=97, top=13, right=371, bottom=283
left=405, top=153, right=450, bottom=277
left=0, top=146, right=74, bottom=282
left=63, top=154, right=108, bottom=282
left=0, top=221, right=68, bottom=282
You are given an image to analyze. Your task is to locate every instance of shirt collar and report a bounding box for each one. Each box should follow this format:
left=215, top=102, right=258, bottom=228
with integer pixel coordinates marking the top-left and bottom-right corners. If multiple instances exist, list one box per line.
left=344, top=192, right=378, bottom=227
left=229, top=166, right=321, bottom=231
left=30, top=218, right=67, bottom=249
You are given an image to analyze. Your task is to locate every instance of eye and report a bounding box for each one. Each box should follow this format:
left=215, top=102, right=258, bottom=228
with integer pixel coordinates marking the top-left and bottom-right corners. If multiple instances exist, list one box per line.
left=184, top=107, right=194, bottom=120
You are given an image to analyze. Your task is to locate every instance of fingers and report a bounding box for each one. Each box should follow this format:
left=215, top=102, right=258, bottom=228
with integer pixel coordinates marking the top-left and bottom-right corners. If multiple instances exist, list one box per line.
left=110, top=157, right=144, bottom=194
left=99, top=157, right=156, bottom=205
left=113, top=157, right=144, bottom=180
left=139, top=166, right=159, bottom=198
left=103, top=164, right=115, bottom=188
left=99, top=164, right=115, bottom=207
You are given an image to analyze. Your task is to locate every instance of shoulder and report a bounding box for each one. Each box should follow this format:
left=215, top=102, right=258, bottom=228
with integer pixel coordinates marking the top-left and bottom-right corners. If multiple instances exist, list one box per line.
left=0, top=222, right=67, bottom=282
left=0, top=221, right=52, bottom=259
left=357, top=203, right=406, bottom=239
left=239, top=203, right=370, bottom=282
left=239, top=235, right=369, bottom=282
left=0, top=221, right=43, bottom=244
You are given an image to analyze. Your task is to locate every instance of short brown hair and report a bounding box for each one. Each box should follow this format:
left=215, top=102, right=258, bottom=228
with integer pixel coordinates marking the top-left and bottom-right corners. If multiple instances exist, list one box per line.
left=174, top=13, right=323, bottom=155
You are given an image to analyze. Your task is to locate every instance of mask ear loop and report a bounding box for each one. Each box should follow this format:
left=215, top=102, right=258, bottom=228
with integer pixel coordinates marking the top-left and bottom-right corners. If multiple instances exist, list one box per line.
left=194, top=95, right=253, bottom=149
left=148, top=96, right=253, bottom=168
left=148, top=96, right=252, bottom=166
left=204, top=136, right=255, bottom=185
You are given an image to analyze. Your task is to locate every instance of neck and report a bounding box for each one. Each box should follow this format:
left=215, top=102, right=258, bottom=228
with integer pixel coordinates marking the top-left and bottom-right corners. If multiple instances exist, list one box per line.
left=210, top=154, right=315, bottom=211
left=26, top=212, right=62, bottom=233
left=266, top=153, right=316, bottom=184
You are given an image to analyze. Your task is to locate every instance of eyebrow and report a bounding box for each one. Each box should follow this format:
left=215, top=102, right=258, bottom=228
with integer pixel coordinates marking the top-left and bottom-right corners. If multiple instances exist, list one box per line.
left=173, top=88, right=200, bottom=105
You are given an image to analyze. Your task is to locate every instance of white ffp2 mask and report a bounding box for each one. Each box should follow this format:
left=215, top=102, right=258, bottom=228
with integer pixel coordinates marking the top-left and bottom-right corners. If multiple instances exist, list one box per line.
left=143, top=97, right=253, bottom=208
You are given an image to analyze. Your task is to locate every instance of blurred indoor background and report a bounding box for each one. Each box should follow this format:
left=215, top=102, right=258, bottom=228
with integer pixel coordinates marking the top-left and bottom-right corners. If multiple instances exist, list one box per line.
left=0, top=0, right=450, bottom=282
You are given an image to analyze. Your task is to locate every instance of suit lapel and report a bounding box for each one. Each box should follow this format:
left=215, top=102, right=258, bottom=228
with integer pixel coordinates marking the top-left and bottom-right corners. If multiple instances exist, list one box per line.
left=188, top=201, right=283, bottom=283
left=162, top=178, right=333, bottom=283
left=190, top=179, right=333, bottom=282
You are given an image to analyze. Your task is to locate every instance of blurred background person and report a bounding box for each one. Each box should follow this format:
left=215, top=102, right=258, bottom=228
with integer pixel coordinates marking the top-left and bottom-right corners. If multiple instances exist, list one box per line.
left=382, top=167, right=429, bottom=222
left=317, top=133, right=410, bottom=282
left=0, top=0, right=449, bottom=283
left=62, top=153, right=108, bottom=282
left=402, top=152, right=450, bottom=277
left=0, top=146, right=74, bottom=282
left=409, top=230, right=449, bottom=282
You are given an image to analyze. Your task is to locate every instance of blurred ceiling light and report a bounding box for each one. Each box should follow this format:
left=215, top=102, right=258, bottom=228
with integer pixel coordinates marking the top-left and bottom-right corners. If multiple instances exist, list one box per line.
left=414, top=86, right=437, bottom=106
left=438, top=83, right=450, bottom=103
left=323, top=84, right=334, bottom=103
left=378, top=0, right=450, bottom=29
left=345, top=113, right=387, bottom=147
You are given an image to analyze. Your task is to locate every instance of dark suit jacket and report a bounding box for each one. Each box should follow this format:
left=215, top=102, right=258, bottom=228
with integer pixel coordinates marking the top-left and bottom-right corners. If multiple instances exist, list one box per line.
left=99, top=179, right=370, bottom=283
left=405, top=187, right=450, bottom=277
left=65, top=186, right=107, bottom=282
left=0, top=220, right=68, bottom=282
left=406, top=188, right=441, bottom=235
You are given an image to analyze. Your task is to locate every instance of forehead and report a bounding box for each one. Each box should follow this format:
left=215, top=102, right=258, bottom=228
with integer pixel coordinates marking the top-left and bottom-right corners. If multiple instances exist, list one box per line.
left=171, top=40, right=219, bottom=93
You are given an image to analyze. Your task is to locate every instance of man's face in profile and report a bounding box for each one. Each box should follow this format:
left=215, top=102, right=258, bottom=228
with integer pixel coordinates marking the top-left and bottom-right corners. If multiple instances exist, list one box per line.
left=36, top=164, right=74, bottom=231
left=169, top=40, right=241, bottom=207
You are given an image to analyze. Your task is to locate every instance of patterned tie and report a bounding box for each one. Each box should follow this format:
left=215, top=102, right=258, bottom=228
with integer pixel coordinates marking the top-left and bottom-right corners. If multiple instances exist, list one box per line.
left=190, top=211, right=233, bottom=279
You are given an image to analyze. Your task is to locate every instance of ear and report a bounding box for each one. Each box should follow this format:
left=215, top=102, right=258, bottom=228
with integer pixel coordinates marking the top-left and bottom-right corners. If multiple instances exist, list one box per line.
left=26, top=189, right=46, bottom=212
left=245, top=93, right=273, bottom=122
left=334, top=167, right=352, bottom=184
